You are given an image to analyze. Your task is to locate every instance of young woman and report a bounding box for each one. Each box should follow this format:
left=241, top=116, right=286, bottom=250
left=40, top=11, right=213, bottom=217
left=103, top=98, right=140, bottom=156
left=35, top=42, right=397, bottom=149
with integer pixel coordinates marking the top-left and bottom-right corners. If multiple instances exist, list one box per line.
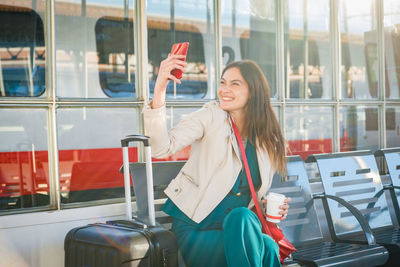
left=143, top=54, right=290, bottom=267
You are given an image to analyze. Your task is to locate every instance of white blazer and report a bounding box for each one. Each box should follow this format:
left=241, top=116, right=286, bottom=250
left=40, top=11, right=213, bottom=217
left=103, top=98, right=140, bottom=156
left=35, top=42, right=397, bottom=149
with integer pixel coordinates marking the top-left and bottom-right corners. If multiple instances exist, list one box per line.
left=143, top=101, right=275, bottom=223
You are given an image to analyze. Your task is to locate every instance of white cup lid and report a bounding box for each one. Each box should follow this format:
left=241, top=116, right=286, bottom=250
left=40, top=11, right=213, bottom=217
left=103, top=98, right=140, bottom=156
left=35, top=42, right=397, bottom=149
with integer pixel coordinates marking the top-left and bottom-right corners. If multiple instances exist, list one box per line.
left=266, top=192, right=285, bottom=201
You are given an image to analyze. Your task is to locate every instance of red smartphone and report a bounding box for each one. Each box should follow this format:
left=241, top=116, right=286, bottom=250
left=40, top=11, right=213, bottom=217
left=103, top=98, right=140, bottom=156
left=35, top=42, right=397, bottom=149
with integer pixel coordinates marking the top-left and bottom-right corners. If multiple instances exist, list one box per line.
left=170, top=42, right=189, bottom=80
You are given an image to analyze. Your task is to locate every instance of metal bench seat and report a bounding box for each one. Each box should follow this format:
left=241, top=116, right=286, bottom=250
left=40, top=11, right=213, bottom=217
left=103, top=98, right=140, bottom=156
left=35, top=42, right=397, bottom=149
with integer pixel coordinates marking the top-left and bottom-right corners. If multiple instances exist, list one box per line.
left=293, top=242, right=386, bottom=266
left=125, top=158, right=388, bottom=266
left=372, top=227, right=400, bottom=244
left=306, top=151, right=398, bottom=265
left=270, top=156, right=388, bottom=266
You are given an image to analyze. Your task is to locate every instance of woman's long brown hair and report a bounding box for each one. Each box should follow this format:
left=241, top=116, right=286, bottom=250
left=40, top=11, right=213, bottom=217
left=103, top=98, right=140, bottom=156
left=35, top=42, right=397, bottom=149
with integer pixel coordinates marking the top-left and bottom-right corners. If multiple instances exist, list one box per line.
left=222, top=60, right=287, bottom=176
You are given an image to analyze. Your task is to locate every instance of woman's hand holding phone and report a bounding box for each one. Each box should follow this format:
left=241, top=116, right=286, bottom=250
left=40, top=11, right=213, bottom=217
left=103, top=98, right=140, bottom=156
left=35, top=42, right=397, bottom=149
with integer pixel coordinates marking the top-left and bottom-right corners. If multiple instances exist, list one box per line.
left=170, top=42, right=189, bottom=79
left=152, top=54, right=187, bottom=108
left=152, top=55, right=188, bottom=109
left=158, top=54, right=187, bottom=84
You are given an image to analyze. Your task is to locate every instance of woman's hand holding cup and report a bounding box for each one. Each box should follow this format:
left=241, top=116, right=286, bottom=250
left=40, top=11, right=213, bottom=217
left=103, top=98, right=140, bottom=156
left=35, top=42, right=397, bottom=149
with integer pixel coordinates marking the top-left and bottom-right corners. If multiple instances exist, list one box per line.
left=279, top=197, right=291, bottom=221
left=262, top=192, right=291, bottom=223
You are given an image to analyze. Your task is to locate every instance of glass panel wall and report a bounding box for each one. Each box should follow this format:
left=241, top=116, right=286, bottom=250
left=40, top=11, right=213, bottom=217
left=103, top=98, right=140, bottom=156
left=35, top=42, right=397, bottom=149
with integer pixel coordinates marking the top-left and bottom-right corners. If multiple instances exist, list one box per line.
left=147, top=0, right=215, bottom=99
left=221, top=0, right=277, bottom=97
left=285, top=106, right=333, bottom=160
left=339, top=106, right=379, bottom=151
left=339, top=0, right=378, bottom=99
left=284, top=0, right=331, bottom=99
left=384, top=0, right=400, bottom=99
left=57, top=107, right=138, bottom=203
left=0, top=108, right=49, bottom=211
left=55, top=0, right=136, bottom=98
left=0, top=1, right=46, bottom=97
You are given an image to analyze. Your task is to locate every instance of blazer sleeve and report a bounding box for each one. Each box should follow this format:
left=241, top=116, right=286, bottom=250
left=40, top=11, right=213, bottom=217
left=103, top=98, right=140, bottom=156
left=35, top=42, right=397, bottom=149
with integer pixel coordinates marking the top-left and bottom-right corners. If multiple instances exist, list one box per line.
left=142, top=102, right=214, bottom=158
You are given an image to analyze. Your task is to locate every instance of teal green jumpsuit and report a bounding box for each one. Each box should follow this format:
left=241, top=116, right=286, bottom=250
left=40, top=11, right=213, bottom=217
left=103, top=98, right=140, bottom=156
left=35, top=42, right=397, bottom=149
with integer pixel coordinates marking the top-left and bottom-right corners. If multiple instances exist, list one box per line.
left=162, top=140, right=280, bottom=267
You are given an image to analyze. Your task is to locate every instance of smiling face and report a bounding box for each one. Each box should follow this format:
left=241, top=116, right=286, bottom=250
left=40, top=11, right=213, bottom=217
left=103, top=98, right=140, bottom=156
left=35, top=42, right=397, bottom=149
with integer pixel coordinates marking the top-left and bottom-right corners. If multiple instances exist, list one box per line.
left=218, top=67, right=250, bottom=115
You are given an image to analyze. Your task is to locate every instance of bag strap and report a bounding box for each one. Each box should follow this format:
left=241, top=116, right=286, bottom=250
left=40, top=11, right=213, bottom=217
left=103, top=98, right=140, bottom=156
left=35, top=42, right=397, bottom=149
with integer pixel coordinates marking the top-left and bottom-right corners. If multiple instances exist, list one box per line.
left=230, top=116, right=269, bottom=233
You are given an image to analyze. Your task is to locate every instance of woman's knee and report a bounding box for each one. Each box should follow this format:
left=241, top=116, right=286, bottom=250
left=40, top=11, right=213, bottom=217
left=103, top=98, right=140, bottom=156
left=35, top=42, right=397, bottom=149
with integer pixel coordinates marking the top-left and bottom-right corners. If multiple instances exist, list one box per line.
left=263, top=235, right=279, bottom=255
left=222, top=207, right=260, bottom=230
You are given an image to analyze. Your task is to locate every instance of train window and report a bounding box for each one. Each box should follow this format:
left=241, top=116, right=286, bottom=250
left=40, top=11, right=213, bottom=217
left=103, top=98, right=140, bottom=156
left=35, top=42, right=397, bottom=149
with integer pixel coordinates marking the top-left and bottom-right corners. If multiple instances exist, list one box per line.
left=339, top=0, right=378, bottom=99
left=221, top=0, right=277, bottom=98
left=284, top=0, right=331, bottom=99
left=386, top=107, right=400, bottom=148
left=384, top=0, right=400, bottom=100
left=147, top=0, right=214, bottom=100
left=285, top=106, right=333, bottom=160
left=0, top=108, right=50, bottom=211
left=57, top=107, right=138, bottom=204
left=339, top=106, right=379, bottom=152
left=55, top=0, right=136, bottom=98
left=0, top=4, right=46, bottom=97
left=95, top=16, right=136, bottom=97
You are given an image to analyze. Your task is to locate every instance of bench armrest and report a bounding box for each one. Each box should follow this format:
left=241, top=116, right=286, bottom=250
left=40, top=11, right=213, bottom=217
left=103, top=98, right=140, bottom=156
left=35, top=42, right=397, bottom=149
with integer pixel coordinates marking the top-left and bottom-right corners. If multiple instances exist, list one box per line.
left=366, top=184, right=398, bottom=210
left=386, top=185, right=400, bottom=222
left=313, top=193, right=376, bottom=245
left=366, top=188, right=385, bottom=210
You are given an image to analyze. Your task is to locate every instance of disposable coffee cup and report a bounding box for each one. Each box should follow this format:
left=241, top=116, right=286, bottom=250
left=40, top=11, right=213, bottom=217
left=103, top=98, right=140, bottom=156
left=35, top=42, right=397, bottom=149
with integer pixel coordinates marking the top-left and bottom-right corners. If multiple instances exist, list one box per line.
left=265, top=192, right=286, bottom=223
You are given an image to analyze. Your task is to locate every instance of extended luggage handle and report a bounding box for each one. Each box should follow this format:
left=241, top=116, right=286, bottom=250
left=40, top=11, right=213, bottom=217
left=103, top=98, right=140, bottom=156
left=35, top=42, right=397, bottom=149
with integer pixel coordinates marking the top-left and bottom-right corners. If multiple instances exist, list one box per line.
left=121, top=135, right=151, bottom=147
left=121, top=135, right=156, bottom=226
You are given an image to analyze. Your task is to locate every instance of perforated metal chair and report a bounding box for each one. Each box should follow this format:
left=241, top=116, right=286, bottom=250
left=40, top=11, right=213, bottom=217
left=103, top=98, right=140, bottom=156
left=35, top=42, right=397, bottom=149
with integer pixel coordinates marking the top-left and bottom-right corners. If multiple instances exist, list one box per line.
left=306, top=150, right=400, bottom=265
left=375, top=148, right=400, bottom=224
left=271, top=155, right=388, bottom=266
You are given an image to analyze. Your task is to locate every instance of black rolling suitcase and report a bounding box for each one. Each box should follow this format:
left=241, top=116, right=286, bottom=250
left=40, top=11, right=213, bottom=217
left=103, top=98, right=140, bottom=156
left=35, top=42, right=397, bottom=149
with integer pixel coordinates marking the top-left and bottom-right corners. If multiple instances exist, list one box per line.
left=64, top=135, right=178, bottom=267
